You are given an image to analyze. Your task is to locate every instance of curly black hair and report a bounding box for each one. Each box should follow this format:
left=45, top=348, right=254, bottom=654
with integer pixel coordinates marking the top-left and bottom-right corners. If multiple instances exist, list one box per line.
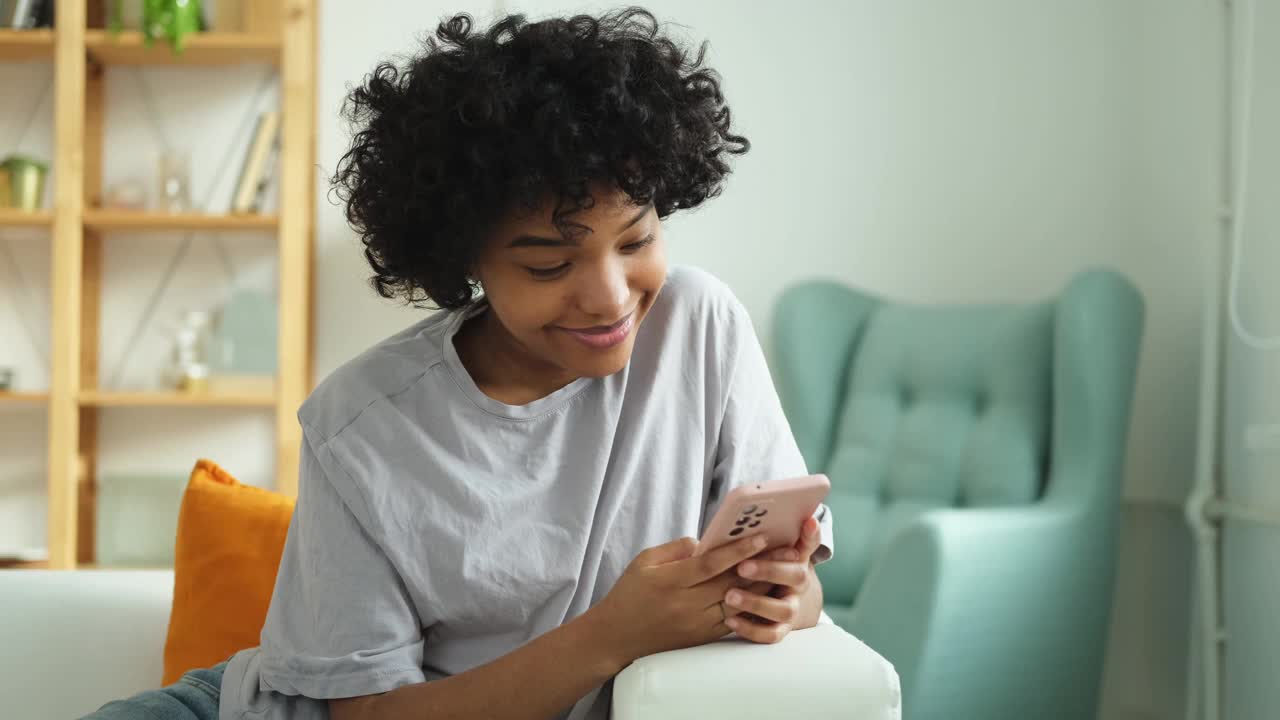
left=329, top=6, right=751, bottom=310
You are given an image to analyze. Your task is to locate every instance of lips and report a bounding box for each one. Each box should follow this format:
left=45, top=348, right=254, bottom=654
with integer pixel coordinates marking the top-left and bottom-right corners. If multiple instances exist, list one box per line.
left=557, top=312, right=636, bottom=349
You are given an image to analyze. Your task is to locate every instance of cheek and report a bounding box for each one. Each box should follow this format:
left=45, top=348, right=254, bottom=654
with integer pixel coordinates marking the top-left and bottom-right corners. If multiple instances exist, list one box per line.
left=634, top=244, right=668, bottom=293
left=491, top=286, right=565, bottom=335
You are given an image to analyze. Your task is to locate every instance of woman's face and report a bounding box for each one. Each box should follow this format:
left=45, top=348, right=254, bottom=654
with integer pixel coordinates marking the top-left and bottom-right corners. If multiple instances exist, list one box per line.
left=470, top=186, right=668, bottom=382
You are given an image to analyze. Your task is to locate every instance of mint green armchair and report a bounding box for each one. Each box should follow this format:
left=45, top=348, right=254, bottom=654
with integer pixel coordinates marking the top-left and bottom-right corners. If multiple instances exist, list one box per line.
left=772, top=270, right=1144, bottom=720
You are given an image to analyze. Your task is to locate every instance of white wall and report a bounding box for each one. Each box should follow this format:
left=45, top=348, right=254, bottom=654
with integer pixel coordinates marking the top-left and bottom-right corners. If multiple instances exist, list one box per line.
left=0, top=1, right=1229, bottom=717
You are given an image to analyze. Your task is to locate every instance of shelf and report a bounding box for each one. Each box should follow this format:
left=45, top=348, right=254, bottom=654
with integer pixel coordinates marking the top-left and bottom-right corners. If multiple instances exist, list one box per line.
left=85, top=30, right=280, bottom=66
left=0, top=208, right=54, bottom=228
left=79, top=390, right=276, bottom=408
left=0, top=29, right=54, bottom=62
left=0, top=391, right=48, bottom=405
left=73, top=564, right=172, bottom=571
left=84, top=210, right=278, bottom=233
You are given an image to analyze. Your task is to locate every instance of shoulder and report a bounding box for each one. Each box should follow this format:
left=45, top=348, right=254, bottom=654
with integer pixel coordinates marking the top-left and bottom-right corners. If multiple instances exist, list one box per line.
left=298, top=310, right=454, bottom=442
left=654, top=264, right=752, bottom=329
left=631, top=265, right=758, bottom=384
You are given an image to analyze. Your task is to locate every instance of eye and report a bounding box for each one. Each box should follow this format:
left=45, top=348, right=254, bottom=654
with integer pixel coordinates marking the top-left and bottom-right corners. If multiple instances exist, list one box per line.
left=622, top=233, right=655, bottom=253
left=526, top=262, right=570, bottom=280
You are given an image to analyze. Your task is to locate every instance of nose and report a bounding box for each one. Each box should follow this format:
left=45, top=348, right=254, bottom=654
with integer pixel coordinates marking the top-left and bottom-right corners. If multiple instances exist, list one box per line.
left=576, top=261, right=630, bottom=321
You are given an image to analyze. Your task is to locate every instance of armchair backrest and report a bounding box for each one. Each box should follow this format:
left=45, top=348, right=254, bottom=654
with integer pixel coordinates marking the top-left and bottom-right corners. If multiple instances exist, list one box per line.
left=773, top=270, right=1143, bottom=605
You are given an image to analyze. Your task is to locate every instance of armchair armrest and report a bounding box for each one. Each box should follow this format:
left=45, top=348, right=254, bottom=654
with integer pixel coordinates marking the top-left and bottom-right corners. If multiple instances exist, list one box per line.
left=849, top=504, right=1109, bottom=720
left=612, top=623, right=901, bottom=720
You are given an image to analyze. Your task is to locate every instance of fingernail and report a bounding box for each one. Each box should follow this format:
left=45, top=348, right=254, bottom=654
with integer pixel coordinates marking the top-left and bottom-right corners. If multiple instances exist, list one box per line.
left=726, top=618, right=740, bottom=630
left=753, top=536, right=767, bottom=549
left=726, top=590, right=743, bottom=605
left=786, top=550, right=799, bottom=562
left=740, top=561, right=757, bottom=577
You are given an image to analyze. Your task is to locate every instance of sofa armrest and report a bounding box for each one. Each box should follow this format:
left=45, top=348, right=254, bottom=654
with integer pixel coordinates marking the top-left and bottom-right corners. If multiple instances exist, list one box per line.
left=0, top=570, right=175, bottom=719
left=612, top=623, right=900, bottom=720
left=849, top=504, right=1107, bottom=720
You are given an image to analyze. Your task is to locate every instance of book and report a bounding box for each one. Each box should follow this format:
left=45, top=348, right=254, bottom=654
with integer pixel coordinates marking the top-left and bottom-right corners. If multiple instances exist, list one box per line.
left=230, top=110, right=281, bottom=215
left=0, top=0, right=52, bottom=29
left=1, top=0, right=36, bottom=28
left=248, top=134, right=281, bottom=213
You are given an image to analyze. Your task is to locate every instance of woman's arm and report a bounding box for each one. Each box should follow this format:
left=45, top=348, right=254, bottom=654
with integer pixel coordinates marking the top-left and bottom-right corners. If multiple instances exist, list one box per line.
left=329, top=610, right=622, bottom=720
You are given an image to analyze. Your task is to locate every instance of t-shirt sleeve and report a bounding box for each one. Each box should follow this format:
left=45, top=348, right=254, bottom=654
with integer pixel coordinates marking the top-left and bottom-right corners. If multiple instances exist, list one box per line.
left=707, top=298, right=835, bottom=564
left=256, top=425, right=428, bottom=699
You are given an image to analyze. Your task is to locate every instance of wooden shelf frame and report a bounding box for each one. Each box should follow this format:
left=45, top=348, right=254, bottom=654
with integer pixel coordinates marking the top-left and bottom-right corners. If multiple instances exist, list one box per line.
left=34, top=0, right=316, bottom=570
left=84, top=209, right=279, bottom=232
left=0, top=28, right=55, bottom=61
left=84, top=29, right=280, bottom=66
left=0, top=391, right=50, bottom=404
left=0, top=208, right=272, bottom=232
left=0, top=208, right=55, bottom=227
left=78, top=390, right=277, bottom=408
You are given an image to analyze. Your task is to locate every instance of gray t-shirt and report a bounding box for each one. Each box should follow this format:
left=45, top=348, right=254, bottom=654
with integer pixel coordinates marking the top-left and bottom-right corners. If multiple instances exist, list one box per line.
left=218, top=265, right=834, bottom=720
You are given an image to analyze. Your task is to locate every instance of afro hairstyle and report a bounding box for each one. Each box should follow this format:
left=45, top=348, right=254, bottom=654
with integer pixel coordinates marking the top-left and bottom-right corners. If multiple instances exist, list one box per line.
left=330, top=6, right=751, bottom=310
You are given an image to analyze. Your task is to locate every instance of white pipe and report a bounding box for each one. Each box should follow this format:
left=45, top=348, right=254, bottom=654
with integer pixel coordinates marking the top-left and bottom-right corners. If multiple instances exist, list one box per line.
left=1185, top=2, right=1238, bottom=719
left=1187, top=239, right=1224, bottom=720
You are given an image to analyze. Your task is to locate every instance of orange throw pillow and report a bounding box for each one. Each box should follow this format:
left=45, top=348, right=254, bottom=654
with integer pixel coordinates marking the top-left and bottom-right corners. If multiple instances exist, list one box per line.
left=162, top=459, right=295, bottom=685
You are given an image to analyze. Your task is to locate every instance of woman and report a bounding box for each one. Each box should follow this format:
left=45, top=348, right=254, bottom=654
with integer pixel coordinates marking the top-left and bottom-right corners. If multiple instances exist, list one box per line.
left=87, top=7, right=833, bottom=720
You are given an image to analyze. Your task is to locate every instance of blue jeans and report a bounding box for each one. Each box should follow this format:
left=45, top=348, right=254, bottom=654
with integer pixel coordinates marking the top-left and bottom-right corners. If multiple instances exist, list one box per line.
left=81, top=663, right=226, bottom=720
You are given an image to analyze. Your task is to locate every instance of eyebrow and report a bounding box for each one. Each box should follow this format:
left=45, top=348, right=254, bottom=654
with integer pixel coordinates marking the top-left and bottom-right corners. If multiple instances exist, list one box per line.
left=506, top=204, right=651, bottom=249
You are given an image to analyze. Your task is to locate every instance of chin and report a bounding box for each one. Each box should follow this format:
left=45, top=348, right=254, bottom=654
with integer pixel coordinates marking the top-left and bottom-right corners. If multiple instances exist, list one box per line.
left=573, top=353, right=632, bottom=378
left=565, top=341, right=636, bottom=379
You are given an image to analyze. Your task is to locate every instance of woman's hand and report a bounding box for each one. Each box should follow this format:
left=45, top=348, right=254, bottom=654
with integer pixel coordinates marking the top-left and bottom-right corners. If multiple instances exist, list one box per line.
left=721, top=516, right=825, bottom=644
left=585, top=533, right=771, bottom=669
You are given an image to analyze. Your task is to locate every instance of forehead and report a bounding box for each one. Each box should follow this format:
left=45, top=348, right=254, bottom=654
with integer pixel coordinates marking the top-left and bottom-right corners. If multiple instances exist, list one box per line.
left=495, top=187, right=650, bottom=246
left=515, top=187, right=639, bottom=225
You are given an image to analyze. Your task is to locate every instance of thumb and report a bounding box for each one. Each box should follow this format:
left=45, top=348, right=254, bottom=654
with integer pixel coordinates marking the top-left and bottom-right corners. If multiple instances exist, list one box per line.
left=796, top=516, right=822, bottom=560
left=638, top=536, right=698, bottom=566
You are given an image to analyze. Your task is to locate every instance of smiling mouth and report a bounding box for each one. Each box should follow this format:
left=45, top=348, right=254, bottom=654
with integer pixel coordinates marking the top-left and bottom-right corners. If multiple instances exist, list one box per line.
left=560, top=312, right=634, bottom=334
left=555, top=311, right=637, bottom=349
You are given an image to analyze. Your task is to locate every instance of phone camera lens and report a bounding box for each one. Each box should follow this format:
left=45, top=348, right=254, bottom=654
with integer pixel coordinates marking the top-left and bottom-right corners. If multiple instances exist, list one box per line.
left=748, top=520, right=762, bottom=528
left=729, top=527, right=745, bottom=536
left=742, top=505, right=758, bottom=514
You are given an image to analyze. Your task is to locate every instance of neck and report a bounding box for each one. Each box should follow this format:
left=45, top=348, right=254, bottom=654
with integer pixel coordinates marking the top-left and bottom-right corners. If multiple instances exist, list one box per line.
left=454, top=304, right=579, bottom=405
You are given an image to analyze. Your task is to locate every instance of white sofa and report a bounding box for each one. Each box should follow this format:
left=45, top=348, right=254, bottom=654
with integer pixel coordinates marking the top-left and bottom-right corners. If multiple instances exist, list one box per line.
left=0, top=570, right=900, bottom=719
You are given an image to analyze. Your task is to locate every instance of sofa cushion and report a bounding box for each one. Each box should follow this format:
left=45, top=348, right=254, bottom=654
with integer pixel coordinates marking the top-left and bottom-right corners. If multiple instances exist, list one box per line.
left=163, top=460, right=294, bottom=684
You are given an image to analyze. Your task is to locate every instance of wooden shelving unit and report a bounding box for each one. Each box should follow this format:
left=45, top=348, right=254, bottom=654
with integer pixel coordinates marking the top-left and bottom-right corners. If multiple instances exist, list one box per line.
left=0, top=208, right=55, bottom=227
left=84, top=29, right=280, bottom=65
left=83, top=209, right=279, bottom=232
left=0, top=391, right=51, bottom=404
left=78, top=390, right=276, bottom=408
left=0, top=28, right=55, bottom=60
left=0, top=1, right=316, bottom=569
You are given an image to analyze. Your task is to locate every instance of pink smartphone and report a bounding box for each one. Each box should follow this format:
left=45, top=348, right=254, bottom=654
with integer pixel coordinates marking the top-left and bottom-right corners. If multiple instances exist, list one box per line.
left=694, top=474, right=830, bottom=556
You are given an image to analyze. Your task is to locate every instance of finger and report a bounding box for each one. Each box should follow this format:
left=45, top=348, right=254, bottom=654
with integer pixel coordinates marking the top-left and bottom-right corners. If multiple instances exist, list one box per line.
left=732, top=550, right=789, bottom=593
left=737, top=558, right=809, bottom=588
left=701, top=600, right=732, bottom=631
left=682, top=534, right=769, bottom=585
left=726, top=615, right=791, bottom=645
left=697, top=572, right=766, bottom=611
left=724, top=587, right=801, bottom=625
left=760, top=546, right=799, bottom=562
left=795, top=516, right=822, bottom=562
left=638, top=537, right=698, bottom=567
